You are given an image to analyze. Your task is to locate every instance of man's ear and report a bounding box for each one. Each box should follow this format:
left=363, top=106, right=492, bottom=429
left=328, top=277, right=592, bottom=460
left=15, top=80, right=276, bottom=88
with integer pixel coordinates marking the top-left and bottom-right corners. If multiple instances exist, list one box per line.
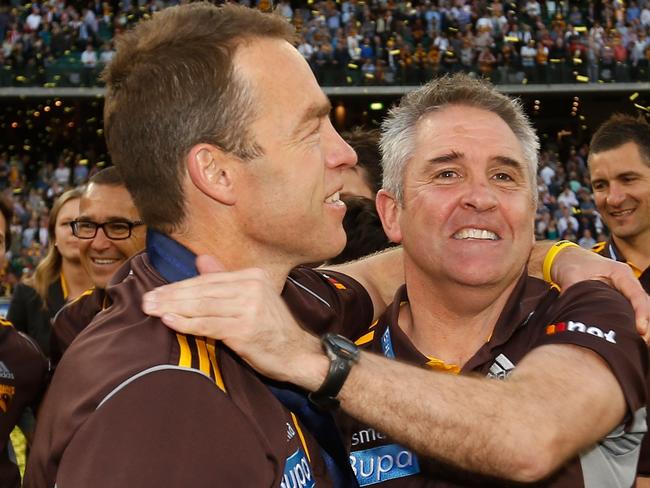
left=375, top=189, right=403, bottom=244
left=186, top=144, right=237, bottom=205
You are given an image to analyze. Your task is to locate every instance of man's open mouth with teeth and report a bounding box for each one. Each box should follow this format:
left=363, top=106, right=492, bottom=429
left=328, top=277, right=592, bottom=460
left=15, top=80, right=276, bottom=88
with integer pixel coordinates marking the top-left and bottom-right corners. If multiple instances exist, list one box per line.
left=609, top=208, right=635, bottom=218
left=325, top=191, right=343, bottom=205
left=452, top=228, right=500, bottom=240
left=91, top=257, right=122, bottom=266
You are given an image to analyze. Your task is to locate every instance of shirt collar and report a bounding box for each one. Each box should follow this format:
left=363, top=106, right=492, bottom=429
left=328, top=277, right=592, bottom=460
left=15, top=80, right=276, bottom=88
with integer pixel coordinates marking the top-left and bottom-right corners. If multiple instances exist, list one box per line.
left=379, top=273, right=555, bottom=372
left=146, top=229, right=198, bottom=283
left=607, top=237, right=645, bottom=278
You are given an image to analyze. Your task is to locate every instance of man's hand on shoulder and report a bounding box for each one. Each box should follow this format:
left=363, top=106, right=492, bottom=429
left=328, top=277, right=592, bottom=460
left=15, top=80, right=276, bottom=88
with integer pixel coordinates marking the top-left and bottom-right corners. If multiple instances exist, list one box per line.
left=550, top=245, right=650, bottom=342
left=142, top=255, right=328, bottom=389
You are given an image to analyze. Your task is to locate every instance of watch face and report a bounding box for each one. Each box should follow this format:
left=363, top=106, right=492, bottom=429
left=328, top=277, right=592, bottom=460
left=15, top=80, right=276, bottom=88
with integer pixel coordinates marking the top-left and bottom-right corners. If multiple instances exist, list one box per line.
left=326, top=334, right=359, bottom=361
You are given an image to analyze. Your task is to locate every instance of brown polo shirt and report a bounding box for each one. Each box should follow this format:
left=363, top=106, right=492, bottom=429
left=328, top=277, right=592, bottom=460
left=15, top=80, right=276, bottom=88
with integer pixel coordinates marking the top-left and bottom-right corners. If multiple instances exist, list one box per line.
left=50, top=287, right=107, bottom=367
left=25, top=249, right=373, bottom=488
left=593, top=239, right=650, bottom=476
left=339, top=275, right=647, bottom=487
left=0, top=319, right=48, bottom=488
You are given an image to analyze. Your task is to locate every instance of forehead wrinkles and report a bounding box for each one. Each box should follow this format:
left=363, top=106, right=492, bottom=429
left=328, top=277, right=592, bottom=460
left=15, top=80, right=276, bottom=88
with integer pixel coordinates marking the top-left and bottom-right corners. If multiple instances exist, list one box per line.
left=414, top=111, right=524, bottom=163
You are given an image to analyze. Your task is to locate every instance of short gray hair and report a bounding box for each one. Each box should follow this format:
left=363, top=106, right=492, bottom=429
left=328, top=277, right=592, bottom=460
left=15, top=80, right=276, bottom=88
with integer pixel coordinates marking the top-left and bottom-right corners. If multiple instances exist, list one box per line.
left=380, top=74, right=539, bottom=203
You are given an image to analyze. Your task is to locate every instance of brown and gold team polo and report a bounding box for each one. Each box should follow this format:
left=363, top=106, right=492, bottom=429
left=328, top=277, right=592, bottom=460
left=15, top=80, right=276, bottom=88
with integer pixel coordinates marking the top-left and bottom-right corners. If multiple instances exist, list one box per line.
left=594, top=238, right=650, bottom=477
left=49, top=287, right=107, bottom=368
left=24, top=250, right=372, bottom=488
left=340, top=275, right=647, bottom=487
left=0, top=319, right=48, bottom=488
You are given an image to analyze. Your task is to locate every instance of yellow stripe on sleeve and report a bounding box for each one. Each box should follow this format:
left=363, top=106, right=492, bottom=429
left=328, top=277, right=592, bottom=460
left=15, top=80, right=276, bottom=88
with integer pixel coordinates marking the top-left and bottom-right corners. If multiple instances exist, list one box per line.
left=176, top=333, right=192, bottom=368
left=290, top=412, right=311, bottom=463
left=195, top=337, right=210, bottom=376
left=355, top=330, right=375, bottom=346
left=206, top=339, right=226, bottom=392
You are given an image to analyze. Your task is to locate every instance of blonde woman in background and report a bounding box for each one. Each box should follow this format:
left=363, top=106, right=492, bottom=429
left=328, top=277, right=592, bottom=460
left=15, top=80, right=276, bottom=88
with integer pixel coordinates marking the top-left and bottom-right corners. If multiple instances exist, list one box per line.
left=7, top=188, right=92, bottom=359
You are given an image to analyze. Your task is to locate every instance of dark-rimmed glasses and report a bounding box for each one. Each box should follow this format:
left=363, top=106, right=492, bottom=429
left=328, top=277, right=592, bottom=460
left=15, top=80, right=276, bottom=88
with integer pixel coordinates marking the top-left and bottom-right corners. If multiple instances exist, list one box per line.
left=70, top=220, right=144, bottom=240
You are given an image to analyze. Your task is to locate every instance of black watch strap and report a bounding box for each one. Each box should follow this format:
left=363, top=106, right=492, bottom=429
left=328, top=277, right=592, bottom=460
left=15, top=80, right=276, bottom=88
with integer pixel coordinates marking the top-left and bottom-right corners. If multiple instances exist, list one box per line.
left=308, top=333, right=360, bottom=410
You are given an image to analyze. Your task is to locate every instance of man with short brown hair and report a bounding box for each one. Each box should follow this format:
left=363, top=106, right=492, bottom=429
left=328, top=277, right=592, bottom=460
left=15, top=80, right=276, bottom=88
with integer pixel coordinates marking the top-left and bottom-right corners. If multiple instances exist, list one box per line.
left=26, top=4, right=363, bottom=487
left=590, top=114, right=650, bottom=295
left=49, top=167, right=146, bottom=365
left=589, top=113, right=650, bottom=485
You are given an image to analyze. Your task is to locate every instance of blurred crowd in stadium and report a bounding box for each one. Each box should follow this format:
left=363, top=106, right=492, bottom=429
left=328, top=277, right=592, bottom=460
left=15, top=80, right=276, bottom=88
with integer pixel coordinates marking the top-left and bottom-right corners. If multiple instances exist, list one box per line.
left=0, top=151, right=103, bottom=297
left=0, top=0, right=642, bottom=295
left=2, top=0, right=650, bottom=86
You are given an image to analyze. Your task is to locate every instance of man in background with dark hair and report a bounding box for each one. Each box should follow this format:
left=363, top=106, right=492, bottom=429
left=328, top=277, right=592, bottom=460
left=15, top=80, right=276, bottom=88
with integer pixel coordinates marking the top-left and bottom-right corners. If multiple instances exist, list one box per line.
left=590, top=114, right=650, bottom=294
left=327, top=196, right=396, bottom=265
left=341, top=128, right=383, bottom=199
left=50, top=166, right=145, bottom=365
left=589, top=113, right=650, bottom=485
left=333, top=128, right=395, bottom=263
left=0, top=195, right=48, bottom=488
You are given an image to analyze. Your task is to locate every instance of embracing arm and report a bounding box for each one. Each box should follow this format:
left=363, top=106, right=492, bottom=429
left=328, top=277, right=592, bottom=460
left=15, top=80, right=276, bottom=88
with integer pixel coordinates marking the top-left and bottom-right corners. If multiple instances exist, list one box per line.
left=153, top=293, right=628, bottom=482
left=335, top=344, right=626, bottom=482
left=530, top=241, right=649, bottom=338
left=327, top=243, right=650, bottom=334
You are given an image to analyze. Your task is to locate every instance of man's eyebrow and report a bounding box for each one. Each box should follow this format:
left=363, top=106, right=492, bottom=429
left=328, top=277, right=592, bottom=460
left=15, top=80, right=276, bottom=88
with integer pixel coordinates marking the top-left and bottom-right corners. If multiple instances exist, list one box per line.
left=492, top=155, right=526, bottom=172
left=617, top=171, right=643, bottom=179
left=428, top=150, right=463, bottom=164
left=427, top=153, right=527, bottom=173
left=295, top=99, right=332, bottom=132
left=77, top=216, right=134, bottom=222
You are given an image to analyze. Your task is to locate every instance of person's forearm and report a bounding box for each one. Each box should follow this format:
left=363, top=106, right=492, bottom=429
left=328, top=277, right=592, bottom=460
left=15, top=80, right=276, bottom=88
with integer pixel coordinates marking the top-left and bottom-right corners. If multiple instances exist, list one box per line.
left=336, top=352, right=558, bottom=481
left=528, top=242, right=650, bottom=337
left=529, top=240, right=554, bottom=279
left=295, top=345, right=625, bottom=482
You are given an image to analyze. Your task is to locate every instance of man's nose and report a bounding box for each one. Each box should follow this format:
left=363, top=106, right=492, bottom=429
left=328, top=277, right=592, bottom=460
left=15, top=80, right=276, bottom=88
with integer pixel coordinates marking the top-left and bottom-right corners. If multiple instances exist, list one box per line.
left=460, top=177, right=498, bottom=212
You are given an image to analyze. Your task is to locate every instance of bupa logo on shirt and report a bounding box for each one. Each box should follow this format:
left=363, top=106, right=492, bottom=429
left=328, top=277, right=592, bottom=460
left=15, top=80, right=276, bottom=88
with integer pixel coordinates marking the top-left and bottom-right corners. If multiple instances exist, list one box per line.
left=281, top=447, right=315, bottom=488
left=546, top=321, right=617, bottom=344
left=350, top=444, right=420, bottom=486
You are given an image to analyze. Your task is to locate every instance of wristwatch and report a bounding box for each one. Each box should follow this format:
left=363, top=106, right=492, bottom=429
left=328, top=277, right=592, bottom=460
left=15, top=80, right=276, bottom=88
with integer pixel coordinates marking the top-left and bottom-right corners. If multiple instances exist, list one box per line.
left=308, top=333, right=360, bottom=410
